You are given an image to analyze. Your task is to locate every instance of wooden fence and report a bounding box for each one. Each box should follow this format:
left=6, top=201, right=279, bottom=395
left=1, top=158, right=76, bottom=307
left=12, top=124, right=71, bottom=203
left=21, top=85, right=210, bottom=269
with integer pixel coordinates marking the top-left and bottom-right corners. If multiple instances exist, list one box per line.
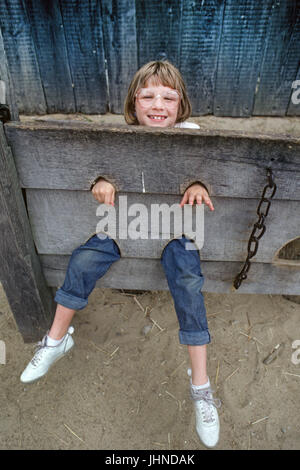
left=0, top=0, right=300, bottom=118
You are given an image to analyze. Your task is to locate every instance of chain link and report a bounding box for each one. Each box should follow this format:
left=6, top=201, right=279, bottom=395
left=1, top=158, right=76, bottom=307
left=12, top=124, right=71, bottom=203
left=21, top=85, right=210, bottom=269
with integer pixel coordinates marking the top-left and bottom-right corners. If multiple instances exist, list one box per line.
left=233, top=168, right=277, bottom=290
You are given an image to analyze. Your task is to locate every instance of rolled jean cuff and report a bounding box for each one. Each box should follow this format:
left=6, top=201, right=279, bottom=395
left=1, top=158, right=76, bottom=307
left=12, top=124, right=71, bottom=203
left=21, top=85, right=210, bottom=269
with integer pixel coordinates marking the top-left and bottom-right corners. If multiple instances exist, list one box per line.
left=54, top=289, right=88, bottom=311
left=179, top=329, right=211, bottom=346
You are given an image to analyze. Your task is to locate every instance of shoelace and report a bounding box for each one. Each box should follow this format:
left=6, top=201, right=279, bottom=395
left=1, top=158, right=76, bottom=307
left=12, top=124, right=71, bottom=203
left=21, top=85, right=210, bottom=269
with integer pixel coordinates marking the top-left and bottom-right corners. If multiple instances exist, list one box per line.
left=30, top=328, right=72, bottom=367
left=31, top=334, right=60, bottom=367
left=191, top=388, right=221, bottom=423
left=31, top=337, right=48, bottom=367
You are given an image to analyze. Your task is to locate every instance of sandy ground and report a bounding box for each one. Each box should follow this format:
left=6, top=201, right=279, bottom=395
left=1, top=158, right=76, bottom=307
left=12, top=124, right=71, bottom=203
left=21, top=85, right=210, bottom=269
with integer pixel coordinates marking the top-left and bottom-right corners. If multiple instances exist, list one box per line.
left=0, top=282, right=300, bottom=450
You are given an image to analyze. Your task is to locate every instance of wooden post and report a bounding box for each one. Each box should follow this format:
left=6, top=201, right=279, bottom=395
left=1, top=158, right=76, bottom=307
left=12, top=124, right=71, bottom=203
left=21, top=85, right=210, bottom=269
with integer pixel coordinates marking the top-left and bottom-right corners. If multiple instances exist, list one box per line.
left=0, top=123, right=55, bottom=342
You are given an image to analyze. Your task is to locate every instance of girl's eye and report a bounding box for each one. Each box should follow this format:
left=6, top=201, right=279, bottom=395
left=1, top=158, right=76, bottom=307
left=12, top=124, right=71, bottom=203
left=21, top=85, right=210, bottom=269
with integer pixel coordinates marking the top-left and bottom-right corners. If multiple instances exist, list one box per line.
left=165, top=95, right=178, bottom=101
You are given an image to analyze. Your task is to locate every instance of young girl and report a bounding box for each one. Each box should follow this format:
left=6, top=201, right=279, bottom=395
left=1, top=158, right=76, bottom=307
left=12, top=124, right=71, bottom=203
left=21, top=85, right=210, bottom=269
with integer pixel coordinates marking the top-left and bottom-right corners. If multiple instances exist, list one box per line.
left=20, top=60, right=221, bottom=448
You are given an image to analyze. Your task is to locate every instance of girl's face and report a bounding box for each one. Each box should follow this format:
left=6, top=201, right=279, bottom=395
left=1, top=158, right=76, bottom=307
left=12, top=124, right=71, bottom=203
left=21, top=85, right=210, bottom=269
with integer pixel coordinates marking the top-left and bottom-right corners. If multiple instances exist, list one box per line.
left=135, top=78, right=180, bottom=128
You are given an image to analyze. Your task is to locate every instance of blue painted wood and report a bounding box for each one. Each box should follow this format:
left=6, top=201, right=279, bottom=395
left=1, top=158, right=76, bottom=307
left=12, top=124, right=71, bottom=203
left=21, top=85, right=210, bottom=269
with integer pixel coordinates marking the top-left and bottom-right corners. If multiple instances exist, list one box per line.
left=214, top=0, right=273, bottom=117
left=179, top=0, right=224, bottom=115
left=58, top=0, right=108, bottom=113
left=24, top=0, right=76, bottom=113
left=0, top=27, right=19, bottom=120
left=135, top=0, right=183, bottom=67
left=0, top=0, right=46, bottom=114
left=287, top=64, right=300, bottom=116
left=101, top=0, right=138, bottom=114
left=253, top=0, right=300, bottom=116
left=0, top=0, right=299, bottom=117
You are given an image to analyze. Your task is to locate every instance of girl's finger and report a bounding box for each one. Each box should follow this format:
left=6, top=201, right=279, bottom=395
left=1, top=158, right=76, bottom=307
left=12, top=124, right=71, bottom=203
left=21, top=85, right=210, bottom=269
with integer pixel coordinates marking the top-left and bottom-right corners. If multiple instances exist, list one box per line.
left=188, top=194, right=195, bottom=205
left=104, top=192, right=112, bottom=205
left=203, top=195, right=214, bottom=211
left=196, top=194, right=203, bottom=205
left=180, top=192, right=189, bottom=207
left=92, top=188, right=101, bottom=204
left=110, top=190, right=115, bottom=206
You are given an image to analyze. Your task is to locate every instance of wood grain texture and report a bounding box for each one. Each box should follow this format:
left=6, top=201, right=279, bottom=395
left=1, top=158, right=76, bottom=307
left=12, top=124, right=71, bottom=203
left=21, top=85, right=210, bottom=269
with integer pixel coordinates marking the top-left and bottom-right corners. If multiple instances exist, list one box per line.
left=253, top=0, right=300, bottom=116
left=58, top=0, right=108, bottom=113
left=0, top=28, right=18, bottom=120
left=287, top=64, right=300, bottom=116
left=101, top=0, right=138, bottom=113
left=135, top=0, right=183, bottom=67
left=0, top=0, right=299, bottom=116
left=0, top=124, right=55, bottom=342
left=179, top=0, right=224, bottom=115
left=0, top=0, right=46, bottom=114
left=24, top=0, right=75, bottom=113
left=24, top=189, right=300, bottom=265
left=214, top=0, right=273, bottom=117
left=4, top=121, right=300, bottom=199
left=40, top=255, right=300, bottom=295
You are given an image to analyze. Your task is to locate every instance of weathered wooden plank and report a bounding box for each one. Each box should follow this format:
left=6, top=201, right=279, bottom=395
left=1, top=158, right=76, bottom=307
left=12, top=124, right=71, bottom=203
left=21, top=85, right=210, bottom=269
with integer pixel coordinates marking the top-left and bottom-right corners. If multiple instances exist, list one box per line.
left=4, top=122, right=300, bottom=199
left=58, top=0, right=108, bottom=113
left=179, top=0, right=224, bottom=115
left=0, top=0, right=299, bottom=118
left=40, top=255, right=300, bottom=295
left=0, top=124, right=55, bottom=342
left=135, top=0, right=183, bottom=67
left=253, top=0, right=300, bottom=116
left=0, top=27, right=18, bottom=120
left=101, top=0, right=138, bottom=114
left=24, top=0, right=75, bottom=113
left=25, top=189, right=300, bottom=265
left=287, top=64, right=300, bottom=117
left=214, top=0, right=273, bottom=117
left=0, top=0, right=46, bottom=114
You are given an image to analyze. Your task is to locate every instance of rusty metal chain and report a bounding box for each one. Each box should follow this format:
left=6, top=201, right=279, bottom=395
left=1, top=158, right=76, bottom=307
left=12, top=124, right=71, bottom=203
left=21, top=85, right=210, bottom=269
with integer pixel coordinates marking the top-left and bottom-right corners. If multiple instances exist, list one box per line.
left=233, top=168, right=277, bottom=290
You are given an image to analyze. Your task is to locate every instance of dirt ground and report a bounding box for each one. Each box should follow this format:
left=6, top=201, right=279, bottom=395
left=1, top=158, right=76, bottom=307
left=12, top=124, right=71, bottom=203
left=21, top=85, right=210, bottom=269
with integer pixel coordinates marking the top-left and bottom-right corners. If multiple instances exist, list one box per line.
left=0, top=282, right=300, bottom=450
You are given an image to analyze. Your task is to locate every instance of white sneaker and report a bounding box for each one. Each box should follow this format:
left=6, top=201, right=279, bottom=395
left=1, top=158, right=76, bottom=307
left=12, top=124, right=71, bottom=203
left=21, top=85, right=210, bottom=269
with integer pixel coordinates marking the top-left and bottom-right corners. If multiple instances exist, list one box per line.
left=188, top=370, right=221, bottom=448
left=20, top=327, right=75, bottom=384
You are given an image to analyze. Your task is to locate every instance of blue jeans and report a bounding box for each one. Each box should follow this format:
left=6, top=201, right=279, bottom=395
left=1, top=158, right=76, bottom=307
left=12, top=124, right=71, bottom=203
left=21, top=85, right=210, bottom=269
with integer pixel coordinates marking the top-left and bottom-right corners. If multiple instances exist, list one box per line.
left=55, top=235, right=210, bottom=346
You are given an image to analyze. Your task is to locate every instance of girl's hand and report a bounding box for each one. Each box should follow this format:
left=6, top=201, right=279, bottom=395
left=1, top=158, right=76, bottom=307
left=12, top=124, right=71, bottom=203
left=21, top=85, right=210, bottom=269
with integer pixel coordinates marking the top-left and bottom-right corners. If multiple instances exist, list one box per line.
left=91, top=178, right=115, bottom=206
left=180, top=183, right=214, bottom=211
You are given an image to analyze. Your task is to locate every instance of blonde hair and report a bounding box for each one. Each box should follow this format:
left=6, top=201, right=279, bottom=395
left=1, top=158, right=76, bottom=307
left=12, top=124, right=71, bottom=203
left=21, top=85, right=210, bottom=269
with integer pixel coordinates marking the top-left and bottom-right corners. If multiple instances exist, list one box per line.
left=124, top=61, right=192, bottom=125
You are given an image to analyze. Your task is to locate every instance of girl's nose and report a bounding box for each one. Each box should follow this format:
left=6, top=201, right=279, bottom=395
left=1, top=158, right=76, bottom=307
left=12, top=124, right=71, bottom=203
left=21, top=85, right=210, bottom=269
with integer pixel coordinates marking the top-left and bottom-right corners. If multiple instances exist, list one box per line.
left=152, top=95, right=164, bottom=108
